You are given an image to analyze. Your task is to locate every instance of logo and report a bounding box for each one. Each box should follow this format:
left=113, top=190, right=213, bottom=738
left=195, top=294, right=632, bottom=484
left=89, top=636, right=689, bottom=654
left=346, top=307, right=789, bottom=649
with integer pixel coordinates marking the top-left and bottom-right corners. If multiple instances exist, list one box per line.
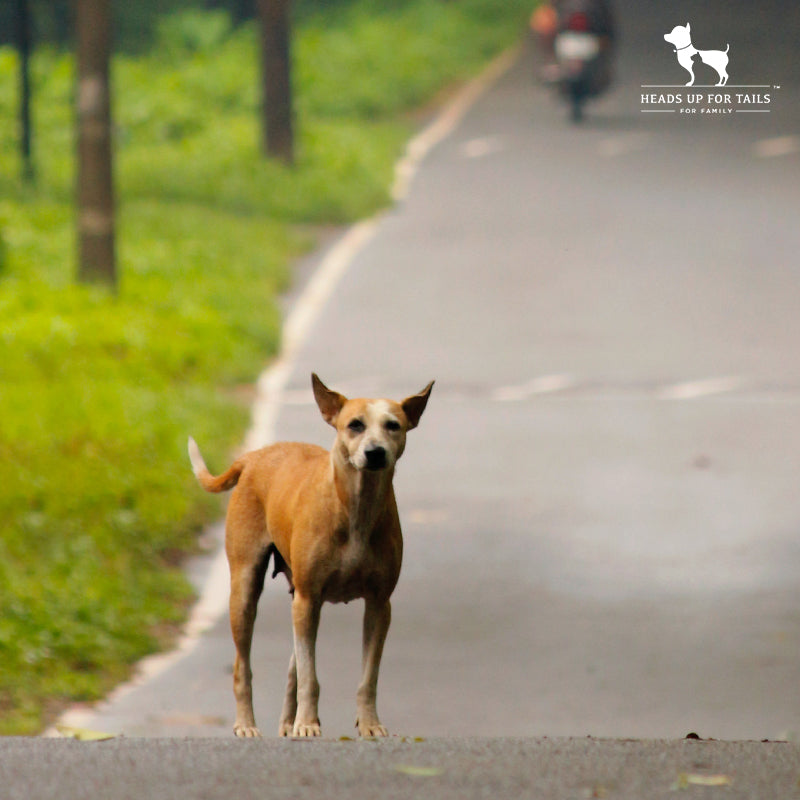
left=640, top=21, right=779, bottom=116
left=664, top=22, right=729, bottom=87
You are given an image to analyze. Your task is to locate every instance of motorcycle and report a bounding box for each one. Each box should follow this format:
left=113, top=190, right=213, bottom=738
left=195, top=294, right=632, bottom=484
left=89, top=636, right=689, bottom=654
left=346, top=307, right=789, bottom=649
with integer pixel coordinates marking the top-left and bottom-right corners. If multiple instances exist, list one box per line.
left=552, top=0, right=616, bottom=122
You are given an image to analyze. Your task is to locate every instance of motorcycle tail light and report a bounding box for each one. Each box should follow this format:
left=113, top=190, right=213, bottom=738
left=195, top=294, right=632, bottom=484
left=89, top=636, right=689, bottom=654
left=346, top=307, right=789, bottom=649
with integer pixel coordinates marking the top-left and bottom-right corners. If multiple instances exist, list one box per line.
left=567, top=12, right=590, bottom=31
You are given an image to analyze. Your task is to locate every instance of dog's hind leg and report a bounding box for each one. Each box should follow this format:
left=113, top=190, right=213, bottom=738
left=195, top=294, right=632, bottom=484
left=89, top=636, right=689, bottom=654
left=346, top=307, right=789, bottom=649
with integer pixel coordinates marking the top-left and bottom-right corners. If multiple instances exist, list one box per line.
left=229, top=555, right=268, bottom=737
left=355, top=598, right=391, bottom=737
left=228, top=540, right=270, bottom=738
left=278, top=651, right=297, bottom=736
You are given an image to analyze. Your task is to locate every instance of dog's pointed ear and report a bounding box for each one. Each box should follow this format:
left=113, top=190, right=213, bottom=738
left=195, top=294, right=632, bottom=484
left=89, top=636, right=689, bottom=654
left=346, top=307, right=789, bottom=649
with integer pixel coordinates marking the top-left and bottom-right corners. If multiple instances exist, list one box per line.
left=686, top=21, right=690, bottom=31
left=402, top=380, right=435, bottom=430
left=312, top=373, right=347, bottom=427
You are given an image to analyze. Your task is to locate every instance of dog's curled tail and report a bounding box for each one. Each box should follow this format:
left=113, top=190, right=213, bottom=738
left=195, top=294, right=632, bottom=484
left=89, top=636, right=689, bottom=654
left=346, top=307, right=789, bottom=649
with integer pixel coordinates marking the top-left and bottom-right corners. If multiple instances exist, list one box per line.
left=188, top=436, right=243, bottom=493
left=725, top=43, right=730, bottom=53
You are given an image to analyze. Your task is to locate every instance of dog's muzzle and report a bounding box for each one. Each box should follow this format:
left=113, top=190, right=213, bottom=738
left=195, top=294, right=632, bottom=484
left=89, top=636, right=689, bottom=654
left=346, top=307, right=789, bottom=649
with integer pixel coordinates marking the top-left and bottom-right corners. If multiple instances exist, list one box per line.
left=364, top=446, right=388, bottom=471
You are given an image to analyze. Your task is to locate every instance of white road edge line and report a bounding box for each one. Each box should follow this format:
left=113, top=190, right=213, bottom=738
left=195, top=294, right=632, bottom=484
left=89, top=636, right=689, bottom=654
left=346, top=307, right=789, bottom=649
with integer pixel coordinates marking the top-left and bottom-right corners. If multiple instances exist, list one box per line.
left=50, top=44, right=520, bottom=736
left=393, top=46, right=520, bottom=201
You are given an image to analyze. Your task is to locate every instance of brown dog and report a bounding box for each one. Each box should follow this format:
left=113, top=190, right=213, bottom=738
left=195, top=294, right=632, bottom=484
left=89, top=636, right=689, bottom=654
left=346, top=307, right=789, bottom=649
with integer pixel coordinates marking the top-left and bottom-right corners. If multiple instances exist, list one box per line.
left=188, top=374, right=433, bottom=738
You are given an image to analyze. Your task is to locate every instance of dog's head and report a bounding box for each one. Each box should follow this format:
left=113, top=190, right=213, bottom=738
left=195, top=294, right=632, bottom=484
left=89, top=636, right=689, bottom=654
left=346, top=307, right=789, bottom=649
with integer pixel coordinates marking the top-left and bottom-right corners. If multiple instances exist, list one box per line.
left=664, top=23, right=690, bottom=48
left=312, top=373, right=434, bottom=473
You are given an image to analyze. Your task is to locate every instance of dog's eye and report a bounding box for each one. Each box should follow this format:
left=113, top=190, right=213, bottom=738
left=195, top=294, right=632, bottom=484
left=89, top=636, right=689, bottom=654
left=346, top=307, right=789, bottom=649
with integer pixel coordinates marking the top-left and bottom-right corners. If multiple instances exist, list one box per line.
left=348, top=419, right=365, bottom=433
left=385, top=420, right=401, bottom=432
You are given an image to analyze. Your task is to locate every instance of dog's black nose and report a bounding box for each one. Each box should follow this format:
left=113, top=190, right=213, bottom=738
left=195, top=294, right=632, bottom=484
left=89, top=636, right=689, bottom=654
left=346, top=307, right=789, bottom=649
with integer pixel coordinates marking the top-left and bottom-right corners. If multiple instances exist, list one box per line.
left=364, top=446, right=387, bottom=470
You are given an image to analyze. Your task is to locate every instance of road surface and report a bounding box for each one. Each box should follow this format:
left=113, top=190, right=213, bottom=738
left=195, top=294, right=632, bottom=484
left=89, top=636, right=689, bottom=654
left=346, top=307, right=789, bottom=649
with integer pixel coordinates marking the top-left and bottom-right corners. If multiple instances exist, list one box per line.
left=4, top=737, right=800, bottom=800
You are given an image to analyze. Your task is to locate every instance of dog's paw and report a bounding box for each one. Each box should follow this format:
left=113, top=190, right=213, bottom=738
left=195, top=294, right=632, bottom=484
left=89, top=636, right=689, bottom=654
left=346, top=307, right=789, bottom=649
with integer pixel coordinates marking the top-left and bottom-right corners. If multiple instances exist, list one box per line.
left=292, top=721, right=322, bottom=737
left=233, top=724, right=262, bottom=738
left=357, top=720, right=389, bottom=738
left=278, top=719, right=295, bottom=737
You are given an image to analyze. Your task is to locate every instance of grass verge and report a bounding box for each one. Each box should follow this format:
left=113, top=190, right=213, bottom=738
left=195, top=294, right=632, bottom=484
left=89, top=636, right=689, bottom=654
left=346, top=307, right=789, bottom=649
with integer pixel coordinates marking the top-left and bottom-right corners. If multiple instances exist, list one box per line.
left=0, top=0, right=532, bottom=734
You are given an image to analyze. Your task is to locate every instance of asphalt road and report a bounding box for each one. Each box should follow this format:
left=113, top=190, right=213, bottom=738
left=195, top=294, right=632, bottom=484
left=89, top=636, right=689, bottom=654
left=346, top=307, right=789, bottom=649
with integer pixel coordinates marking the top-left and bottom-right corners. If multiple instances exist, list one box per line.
left=3, top=737, right=800, bottom=800
left=53, top=0, right=800, bottom=747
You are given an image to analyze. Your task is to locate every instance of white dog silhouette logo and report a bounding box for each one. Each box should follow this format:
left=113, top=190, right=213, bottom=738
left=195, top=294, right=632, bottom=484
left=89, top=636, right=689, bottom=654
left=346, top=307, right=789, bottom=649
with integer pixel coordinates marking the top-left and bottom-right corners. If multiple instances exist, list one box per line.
left=664, top=23, right=730, bottom=86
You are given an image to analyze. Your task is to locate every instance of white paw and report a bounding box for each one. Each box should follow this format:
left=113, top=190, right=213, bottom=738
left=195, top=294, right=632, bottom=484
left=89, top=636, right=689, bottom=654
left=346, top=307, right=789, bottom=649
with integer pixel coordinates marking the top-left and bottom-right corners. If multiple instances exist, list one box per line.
left=357, top=720, right=389, bottom=738
left=234, top=724, right=262, bottom=738
left=292, top=721, right=321, bottom=737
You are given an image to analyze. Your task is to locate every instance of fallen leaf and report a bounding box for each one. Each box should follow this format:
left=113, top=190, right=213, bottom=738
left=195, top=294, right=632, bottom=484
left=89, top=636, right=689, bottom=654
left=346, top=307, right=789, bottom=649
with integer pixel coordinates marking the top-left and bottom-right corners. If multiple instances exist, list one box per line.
left=687, top=774, right=731, bottom=787
left=393, top=765, right=443, bottom=778
left=55, top=725, right=116, bottom=742
left=673, top=773, right=731, bottom=790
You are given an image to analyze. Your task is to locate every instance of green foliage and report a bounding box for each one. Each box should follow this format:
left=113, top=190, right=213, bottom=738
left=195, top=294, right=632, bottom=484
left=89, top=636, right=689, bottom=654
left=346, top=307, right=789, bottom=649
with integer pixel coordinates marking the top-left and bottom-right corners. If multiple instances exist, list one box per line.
left=155, top=9, right=235, bottom=58
left=0, top=0, right=531, bottom=734
left=296, top=0, right=529, bottom=120
left=112, top=0, right=201, bottom=52
left=0, top=195, right=300, bottom=734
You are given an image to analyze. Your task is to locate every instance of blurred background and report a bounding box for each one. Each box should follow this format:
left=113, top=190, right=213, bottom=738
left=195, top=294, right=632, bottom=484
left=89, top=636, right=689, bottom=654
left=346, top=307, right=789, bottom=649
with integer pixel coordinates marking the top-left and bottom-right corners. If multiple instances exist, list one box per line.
left=1, top=0, right=799, bottom=741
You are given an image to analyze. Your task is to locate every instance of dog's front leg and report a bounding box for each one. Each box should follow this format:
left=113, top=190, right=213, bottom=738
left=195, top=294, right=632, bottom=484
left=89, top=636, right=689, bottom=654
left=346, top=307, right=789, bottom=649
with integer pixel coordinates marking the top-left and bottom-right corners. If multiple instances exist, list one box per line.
left=356, top=598, right=391, bottom=737
left=291, top=592, right=322, bottom=737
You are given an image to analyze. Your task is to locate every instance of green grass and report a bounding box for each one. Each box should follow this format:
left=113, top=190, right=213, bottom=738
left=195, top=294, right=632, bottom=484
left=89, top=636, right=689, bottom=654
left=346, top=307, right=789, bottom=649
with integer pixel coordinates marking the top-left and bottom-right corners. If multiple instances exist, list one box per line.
left=0, top=0, right=532, bottom=734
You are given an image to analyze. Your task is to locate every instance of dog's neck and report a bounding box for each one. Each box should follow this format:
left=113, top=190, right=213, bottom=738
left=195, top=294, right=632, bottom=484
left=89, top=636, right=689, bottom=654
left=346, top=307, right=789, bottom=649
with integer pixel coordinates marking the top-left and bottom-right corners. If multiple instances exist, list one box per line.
left=674, top=42, right=694, bottom=53
left=331, top=452, right=394, bottom=538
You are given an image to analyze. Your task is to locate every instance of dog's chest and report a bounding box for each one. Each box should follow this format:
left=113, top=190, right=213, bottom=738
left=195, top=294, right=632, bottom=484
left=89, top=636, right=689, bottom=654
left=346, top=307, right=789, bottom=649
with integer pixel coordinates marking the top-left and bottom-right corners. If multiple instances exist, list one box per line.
left=321, top=530, right=388, bottom=603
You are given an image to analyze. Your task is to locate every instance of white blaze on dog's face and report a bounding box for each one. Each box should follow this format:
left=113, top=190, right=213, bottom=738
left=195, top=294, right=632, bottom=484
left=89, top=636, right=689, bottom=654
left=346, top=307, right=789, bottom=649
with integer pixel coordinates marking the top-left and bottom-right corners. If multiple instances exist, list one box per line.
left=338, top=399, right=406, bottom=472
left=311, top=374, right=434, bottom=473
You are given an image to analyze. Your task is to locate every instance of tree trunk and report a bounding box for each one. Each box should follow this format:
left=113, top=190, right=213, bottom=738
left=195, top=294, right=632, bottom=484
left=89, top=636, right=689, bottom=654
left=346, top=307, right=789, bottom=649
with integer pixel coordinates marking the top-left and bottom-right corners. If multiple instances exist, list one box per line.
left=75, top=0, right=116, bottom=287
left=257, top=0, right=294, bottom=164
left=15, top=0, right=34, bottom=182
